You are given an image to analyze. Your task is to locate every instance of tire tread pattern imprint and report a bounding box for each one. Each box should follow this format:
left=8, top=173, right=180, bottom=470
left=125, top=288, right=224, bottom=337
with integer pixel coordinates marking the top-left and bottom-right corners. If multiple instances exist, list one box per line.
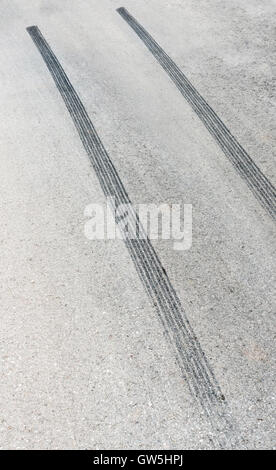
left=117, top=7, right=276, bottom=221
left=27, top=25, right=241, bottom=449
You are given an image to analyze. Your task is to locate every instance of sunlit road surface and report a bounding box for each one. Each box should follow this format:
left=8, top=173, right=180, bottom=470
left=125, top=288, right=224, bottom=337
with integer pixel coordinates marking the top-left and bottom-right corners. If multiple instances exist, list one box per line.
left=0, top=0, right=275, bottom=449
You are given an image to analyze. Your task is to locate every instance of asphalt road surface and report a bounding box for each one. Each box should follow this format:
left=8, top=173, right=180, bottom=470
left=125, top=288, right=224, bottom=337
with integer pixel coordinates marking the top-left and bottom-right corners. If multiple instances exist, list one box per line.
left=0, top=0, right=275, bottom=449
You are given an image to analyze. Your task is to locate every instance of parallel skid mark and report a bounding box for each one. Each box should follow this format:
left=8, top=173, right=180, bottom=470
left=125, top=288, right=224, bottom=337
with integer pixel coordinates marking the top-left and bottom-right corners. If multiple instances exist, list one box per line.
left=117, top=7, right=276, bottom=221
left=27, top=25, right=239, bottom=448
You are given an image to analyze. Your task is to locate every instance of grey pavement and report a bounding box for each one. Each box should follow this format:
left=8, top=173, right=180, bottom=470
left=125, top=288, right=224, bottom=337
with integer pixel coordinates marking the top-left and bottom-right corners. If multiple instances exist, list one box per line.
left=0, top=0, right=275, bottom=449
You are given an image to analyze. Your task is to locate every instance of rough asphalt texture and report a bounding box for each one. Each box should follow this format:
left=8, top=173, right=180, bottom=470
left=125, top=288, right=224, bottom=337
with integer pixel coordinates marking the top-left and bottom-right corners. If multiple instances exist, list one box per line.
left=0, top=0, right=275, bottom=449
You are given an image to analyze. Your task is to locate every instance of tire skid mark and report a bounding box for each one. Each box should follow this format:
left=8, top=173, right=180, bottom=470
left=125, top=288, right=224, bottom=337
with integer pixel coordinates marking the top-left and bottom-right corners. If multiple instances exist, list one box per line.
left=117, top=7, right=276, bottom=221
left=27, top=26, right=239, bottom=448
